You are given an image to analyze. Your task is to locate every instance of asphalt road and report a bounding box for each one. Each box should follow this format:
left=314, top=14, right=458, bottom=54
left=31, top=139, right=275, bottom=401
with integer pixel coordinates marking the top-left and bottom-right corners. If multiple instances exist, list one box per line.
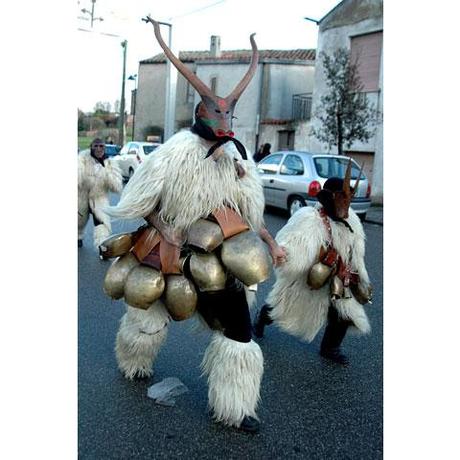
left=78, top=196, right=383, bottom=459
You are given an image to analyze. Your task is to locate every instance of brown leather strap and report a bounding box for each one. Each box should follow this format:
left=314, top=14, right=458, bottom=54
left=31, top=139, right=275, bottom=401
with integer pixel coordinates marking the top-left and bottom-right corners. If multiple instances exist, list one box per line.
left=212, top=207, right=249, bottom=239
left=159, top=236, right=182, bottom=274
left=132, top=228, right=161, bottom=262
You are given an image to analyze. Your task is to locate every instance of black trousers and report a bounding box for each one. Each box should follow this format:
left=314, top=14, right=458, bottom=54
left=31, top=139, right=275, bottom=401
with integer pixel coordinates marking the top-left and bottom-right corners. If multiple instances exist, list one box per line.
left=320, top=305, right=352, bottom=352
left=197, top=275, right=252, bottom=343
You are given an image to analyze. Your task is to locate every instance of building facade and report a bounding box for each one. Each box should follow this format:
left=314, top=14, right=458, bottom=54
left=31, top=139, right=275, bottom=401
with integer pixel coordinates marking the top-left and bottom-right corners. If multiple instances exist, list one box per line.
left=309, top=0, right=383, bottom=203
left=133, top=39, right=316, bottom=156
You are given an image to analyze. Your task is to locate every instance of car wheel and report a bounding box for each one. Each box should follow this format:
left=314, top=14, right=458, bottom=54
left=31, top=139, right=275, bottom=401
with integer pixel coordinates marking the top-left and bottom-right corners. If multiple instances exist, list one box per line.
left=358, top=212, right=367, bottom=222
left=288, top=196, right=306, bottom=217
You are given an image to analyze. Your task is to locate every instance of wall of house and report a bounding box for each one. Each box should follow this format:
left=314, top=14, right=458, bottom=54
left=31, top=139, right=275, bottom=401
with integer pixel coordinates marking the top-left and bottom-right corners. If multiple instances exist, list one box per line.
left=264, top=64, right=315, bottom=120
left=309, top=0, right=383, bottom=203
left=134, top=62, right=195, bottom=141
left=135, top=59, right=317, bottom=156
left=258, top=120, right=313, bottom=155
left=195, top=62, right=263, bottom=154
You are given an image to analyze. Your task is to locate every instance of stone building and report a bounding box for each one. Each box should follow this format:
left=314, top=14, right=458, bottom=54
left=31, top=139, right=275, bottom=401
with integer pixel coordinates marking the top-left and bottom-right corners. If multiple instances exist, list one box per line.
left=133, top=37, right=316, bottom=155
left=310, top=0, right=383, bottom=202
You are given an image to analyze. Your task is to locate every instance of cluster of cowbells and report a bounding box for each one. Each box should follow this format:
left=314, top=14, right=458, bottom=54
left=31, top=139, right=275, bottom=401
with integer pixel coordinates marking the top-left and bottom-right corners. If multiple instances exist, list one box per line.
left=100, top=219, right=272, bottom=320
left=306, top=252, right=372, bottom=305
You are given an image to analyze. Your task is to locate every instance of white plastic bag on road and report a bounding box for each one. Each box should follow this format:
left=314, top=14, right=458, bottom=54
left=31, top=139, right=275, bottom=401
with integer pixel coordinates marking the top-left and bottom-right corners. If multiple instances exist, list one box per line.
left=147, top=377, right=189, bottom=407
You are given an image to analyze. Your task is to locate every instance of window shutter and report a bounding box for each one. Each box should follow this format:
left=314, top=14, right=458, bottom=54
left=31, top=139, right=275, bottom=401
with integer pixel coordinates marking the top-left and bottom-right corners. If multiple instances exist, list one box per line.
left=350, top=31, right=382, bottom=92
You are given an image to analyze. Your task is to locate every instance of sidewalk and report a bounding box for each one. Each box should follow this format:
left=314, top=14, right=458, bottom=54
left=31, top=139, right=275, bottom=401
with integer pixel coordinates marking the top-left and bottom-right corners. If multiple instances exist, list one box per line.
left=365, top=205, right=383, bottom=225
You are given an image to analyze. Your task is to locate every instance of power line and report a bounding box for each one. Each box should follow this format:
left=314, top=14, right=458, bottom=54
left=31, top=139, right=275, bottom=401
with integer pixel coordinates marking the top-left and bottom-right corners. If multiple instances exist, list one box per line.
left=169, top=0, right=226, bottom=20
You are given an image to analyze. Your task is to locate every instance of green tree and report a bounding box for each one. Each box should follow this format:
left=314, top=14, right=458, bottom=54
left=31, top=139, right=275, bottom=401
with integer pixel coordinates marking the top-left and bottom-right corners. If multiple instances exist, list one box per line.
left=310, top=48, right=378, bottom=155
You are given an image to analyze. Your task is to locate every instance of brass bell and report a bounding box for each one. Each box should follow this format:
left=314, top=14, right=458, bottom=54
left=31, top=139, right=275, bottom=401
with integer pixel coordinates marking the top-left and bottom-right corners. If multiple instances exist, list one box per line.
left=187, top=219, right=224, bottom=252
left=220, top=231, right=272, bottom=286
left=189, top=252, right=226, bottom=291
left=99, top=232, right=135, bottom=258
left=307, top=262, right=332, bottom=290
left=164, top=275, right=198, bottom=321
left=330, top=275, right=344, bottom=299
left=342, top=286, right=353, bottom=299
left=124, top=265, right=165, bottom=309
left=103, top=252, right=139, bottom=299
left=350, top=283, right=373, bottom=305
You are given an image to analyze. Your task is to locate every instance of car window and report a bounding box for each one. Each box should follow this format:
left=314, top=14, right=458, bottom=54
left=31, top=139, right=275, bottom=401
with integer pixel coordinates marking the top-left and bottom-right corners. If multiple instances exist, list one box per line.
left=314, top=157, right=365, bottom=179
left=280, top=154, right=304, bottom=176
left=105, top=145, right=118, bottom=157
left=128, top=143, right=138, bottom=154
left=257, top=154, right=283, bottom=175
left=143, top=145, right=157, bottom=155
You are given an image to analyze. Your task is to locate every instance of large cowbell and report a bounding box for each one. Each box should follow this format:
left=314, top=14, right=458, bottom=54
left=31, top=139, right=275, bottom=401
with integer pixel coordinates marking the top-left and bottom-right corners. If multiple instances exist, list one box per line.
left=221, top=230, right=272, bottom=286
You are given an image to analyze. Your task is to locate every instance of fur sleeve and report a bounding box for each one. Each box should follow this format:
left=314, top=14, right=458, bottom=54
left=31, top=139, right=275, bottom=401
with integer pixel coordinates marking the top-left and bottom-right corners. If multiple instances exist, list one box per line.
left=78, top=154, right=86, bottom=189
left=104, top=159, right=123, bottom=193
left=237, top=159, right=265, bottom=232
left=274, top=207, right=327, bottom=279
left=348, top=210, right=370, bottom=284
left=106, top=146, right=168, bottom=219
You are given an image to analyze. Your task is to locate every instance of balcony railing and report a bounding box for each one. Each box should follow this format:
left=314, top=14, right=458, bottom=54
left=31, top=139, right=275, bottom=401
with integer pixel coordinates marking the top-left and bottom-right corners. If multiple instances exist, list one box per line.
left=292, top=93, right=312, bottom=121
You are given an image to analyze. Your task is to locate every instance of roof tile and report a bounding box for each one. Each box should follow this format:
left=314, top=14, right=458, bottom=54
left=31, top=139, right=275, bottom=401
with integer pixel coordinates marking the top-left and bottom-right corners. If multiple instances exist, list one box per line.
left=141, top=49, right=316, bottom=64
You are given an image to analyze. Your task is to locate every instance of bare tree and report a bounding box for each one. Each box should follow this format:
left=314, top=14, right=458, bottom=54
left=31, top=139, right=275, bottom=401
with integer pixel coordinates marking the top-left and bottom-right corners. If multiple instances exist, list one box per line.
left=93, top=101, right=112, bottom=114
left=310, top=48, right=378, bottom=155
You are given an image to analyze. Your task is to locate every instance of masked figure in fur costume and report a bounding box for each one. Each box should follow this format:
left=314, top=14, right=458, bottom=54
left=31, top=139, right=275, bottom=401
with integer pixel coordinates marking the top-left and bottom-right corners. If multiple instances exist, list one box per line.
left=100, top=17, right=286, bottom=434
left=253, top=161, right=372, bottom=366
left=78, top=138, right=123, bottom=249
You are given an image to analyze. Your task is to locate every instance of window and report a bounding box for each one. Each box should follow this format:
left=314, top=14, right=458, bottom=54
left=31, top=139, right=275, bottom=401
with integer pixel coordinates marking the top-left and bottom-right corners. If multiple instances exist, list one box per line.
left=280, top=154, right=304, bottom=176
left=210, top=76, right=217, bottom=94
left=186, top=81, right=195, bottom=104
left=278, top=130, right=295, bottom=151
left=350, top=31, right=383, bottom=92
left=128, top=143, right=138, bottom=154
left=314, top=157, right=365, bottom=180
left=257, top=154, right=283, bottom=175
left=143, top=145, right=158, bottom=155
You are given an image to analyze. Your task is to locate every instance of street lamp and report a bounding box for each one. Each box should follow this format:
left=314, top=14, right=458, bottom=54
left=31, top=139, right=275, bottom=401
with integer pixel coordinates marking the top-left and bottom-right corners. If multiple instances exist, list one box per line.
left=128, top=74, right=137, bottom=141
left=118, top=40, right=128, bottom=146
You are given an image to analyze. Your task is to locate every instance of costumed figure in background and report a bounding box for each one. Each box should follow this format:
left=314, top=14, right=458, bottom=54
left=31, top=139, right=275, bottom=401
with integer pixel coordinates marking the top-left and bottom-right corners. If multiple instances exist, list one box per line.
left=253, top=161, right=372, bottom=365
left=78, top=138, right=123, bottom=249
left=99, top=17, right=286, bottom=434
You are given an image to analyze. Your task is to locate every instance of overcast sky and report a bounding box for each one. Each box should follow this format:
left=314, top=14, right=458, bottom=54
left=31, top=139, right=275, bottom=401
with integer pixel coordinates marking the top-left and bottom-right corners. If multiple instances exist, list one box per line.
left=77, top=0, right=341, bottom=113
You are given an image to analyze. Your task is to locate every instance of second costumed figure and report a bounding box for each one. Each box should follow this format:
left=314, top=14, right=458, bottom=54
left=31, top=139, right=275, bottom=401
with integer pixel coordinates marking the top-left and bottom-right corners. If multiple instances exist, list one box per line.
left=99, top=17, right=286, bottom=434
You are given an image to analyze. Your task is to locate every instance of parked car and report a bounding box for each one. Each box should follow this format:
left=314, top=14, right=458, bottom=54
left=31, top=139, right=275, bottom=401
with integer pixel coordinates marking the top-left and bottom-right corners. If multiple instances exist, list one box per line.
left=113, top=141, right=162, bottom=180
left=256, top=151, right=371, bottom=219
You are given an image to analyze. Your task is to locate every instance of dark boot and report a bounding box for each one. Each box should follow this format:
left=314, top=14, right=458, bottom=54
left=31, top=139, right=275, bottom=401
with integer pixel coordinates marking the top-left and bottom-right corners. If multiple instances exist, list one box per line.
left=239, top=416, right=260, bottom=434
left=320, top=306, right=351, bottom=366
left=252, top=304, right=273, bottom=338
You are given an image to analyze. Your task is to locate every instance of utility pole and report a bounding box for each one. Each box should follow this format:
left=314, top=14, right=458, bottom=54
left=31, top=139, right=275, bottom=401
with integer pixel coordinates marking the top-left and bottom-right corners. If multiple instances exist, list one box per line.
left=118, top=40, right=128, bottom=146
left=128, top=74, right=137, bottom=141
left=159, top=21, right=177, bottom=142
left=80, top=0, right=103, bottom=28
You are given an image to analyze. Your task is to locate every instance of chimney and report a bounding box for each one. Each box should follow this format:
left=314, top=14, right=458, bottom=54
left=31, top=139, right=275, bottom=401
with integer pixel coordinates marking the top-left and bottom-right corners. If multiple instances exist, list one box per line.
left=210, top=35, right=221, bottom=58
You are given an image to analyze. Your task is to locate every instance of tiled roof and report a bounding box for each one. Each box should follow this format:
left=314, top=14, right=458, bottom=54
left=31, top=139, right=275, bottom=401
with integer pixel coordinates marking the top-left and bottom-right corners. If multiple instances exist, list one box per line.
left=141, top=49, right=315, bottom=64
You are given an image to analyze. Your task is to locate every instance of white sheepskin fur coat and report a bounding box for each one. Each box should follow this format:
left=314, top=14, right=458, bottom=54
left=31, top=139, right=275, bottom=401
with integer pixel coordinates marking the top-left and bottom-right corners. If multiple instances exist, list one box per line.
left=78, top=151, right=123, bottom=243
left=267, top=205, right=371, bottom=342
left=108, top=130, right=265, bottom=234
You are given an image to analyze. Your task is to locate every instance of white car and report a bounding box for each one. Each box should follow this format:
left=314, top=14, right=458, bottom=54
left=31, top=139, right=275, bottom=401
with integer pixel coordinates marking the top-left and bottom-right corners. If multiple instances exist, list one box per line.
left=114, top=141, right=161, bottom=180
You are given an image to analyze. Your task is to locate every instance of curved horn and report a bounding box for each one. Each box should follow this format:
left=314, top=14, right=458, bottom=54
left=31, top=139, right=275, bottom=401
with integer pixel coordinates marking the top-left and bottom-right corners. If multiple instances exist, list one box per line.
left=343, top=158, right=352, bottom=195
left=144, top=16, right=214, bottom=99
left=352, top=162, right=365, bottom=197
left=225, top=34, right=259, bottom=103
